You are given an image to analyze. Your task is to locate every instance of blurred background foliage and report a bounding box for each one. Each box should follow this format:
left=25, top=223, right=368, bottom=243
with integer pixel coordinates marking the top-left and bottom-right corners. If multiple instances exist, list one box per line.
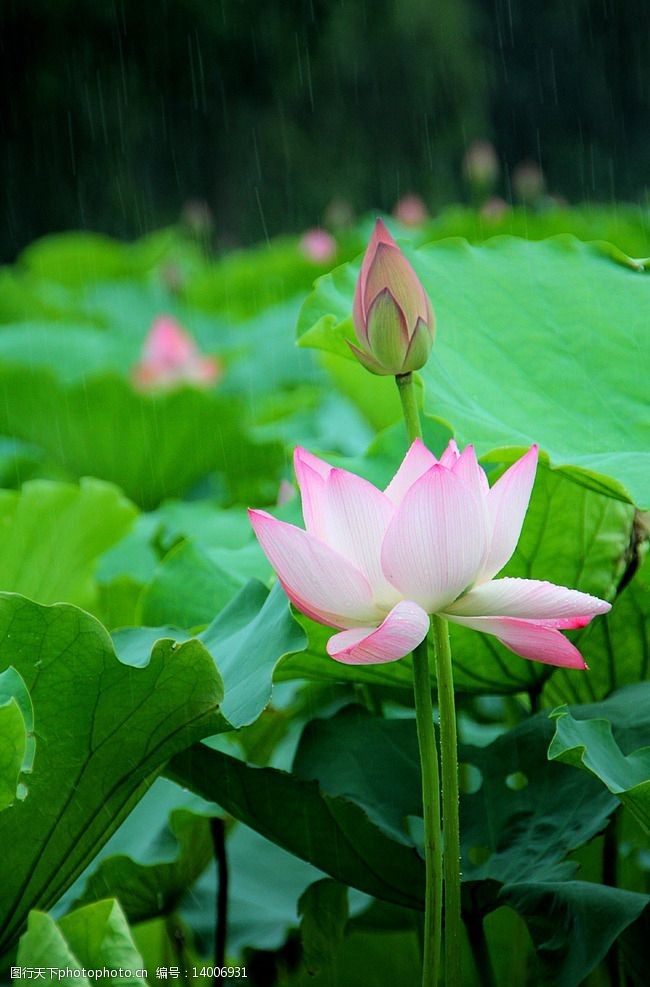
left=2, top=0, right=649, bottom=260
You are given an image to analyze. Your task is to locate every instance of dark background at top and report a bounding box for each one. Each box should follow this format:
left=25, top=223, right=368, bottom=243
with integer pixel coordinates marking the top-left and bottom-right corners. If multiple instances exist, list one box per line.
left=1, top=0, right=648, bottom=260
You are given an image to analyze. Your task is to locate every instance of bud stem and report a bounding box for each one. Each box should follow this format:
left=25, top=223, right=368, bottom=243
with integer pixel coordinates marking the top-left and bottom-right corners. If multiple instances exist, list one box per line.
left=396, top=372, right=423, bottom=441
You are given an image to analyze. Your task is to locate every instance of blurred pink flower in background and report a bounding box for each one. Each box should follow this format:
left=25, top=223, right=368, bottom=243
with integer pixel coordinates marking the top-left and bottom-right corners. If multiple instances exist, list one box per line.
left=480, top=196, right=510, bottom=221
left=277, top=479, right=296, bottom=506
left=181, top=198, right=214, bottom=239
left=249, top=440, right=610, bottom=667
left=158, top=261, right=185, bottom=293
left=299, top=228, right=337, bottom=264
left=393, top=194, right=429, bottom=226
left=512, top=160, right=545, bottom=202
left=132, top=315, right=222, bottom=391
left=463, top=139, right=500, bottom=191
left=323, top=196, right=354, bottom=230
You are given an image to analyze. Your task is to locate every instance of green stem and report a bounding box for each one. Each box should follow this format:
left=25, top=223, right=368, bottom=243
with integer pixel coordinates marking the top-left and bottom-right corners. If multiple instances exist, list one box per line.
left=396, top=372, right=441, bottom=984
left=412, top=636, right=443, bottom=985
left=396, top=372, right=423, bottom=441
left=432, top=614, right=462, bottom=986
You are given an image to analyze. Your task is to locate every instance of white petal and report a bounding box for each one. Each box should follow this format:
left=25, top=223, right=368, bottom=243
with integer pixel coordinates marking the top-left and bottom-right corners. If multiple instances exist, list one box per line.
left=439, top=439, right=460, bottom=468
left=327, top=601, right=430, bottom=665
left=444, top=577, right=611, bottom=621
left=479, top=446, right=538, bottom=581
left=294, top=446, right=332, bottom=480
left=248, top=510, right=381, bottom=629
left=384, top=438, right=438, bottom=505
left=294, top=464, right=326, bottom=537
left=444, top=614, right=588, bottom=669
left=381, top=464, right=489, bottom=612
left=451, top=444, right=489, bottom=497
left=323, top=469, right=399, bottom=605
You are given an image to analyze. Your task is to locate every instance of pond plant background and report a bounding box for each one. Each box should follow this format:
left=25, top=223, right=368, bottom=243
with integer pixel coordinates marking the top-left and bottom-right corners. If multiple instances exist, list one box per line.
left=0, top=2, right=649, bottom=986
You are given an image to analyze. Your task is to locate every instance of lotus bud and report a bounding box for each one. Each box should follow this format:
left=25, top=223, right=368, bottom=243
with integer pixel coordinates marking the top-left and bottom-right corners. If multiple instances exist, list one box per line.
left=350, top=219, right=435, bottom=376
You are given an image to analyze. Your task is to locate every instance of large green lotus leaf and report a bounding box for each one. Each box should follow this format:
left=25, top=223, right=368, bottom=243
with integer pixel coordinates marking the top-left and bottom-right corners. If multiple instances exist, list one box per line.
left=292, top=706, right=617, bottom=890
left=167, top=693, right=628, bottom=914
left=0, top=437, right=45, bottom=489
left=152, top=501, right=272, bottom=583
left=185, top=234, right=362, bottom=321
left=297, top=237, right=650, bottom=507
left=0, top=594, right=227, bottom=954
left=288, top=705, right=648, bottom=984
left=96, top=504, right=272, bottom=632
left=17, top=901, right=147, bottom=986
left=0, top=353, right=283, bottom=510
left=545, top=550, right=650, bottom=706
left=83, top=775, right=325, bottom=958
left=0, top=668, right=33, bottom=812
left=166, top=744, right=426, bottom=911
left=76, top=806, right=213, bottom=926
left=182, top=823, right=328, bottom=956
left=500, top=881, right=648, bottom=987
left=458, top=716, right=617, bottom=888
left=294, top=705, right=650, bottom=985
left=97, top=514, right=161, bottom=593
left=285, top=929, right=421, bottom=987
left=0, top=478, right=136, bottom=610
left=0, top=323, right=133, bottom=381
left=462, top=679, right=650, bottom=970
left=548, top=686, right=650, bottom=833
left=278, top=450, right=632, bottom=695
left=18, top=231, right=171, bottom=287
left=139, top=540, right=244, bottom=629
left=318, top=353, right=404, bottom=433
left=114, top=581, right=306, bottom=729
left=95, top=515, right=161, bottom=630
left=0, top=267, right=81, bottom=324
left=68, top=781, right=298, bottom=957
left=298, top=879, right=349, bottom=977
left=292, top=708, right=422, bottom=848
left=414, top=204, right=650, bottom=258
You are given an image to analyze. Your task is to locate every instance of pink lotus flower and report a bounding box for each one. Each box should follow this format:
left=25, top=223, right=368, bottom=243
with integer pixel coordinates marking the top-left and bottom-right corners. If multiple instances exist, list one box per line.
left=132, top=316, right=222, bottom=392
left=249, top=440, right=611, bottom=667
left=350, top=219, right=435, bottom=376
left=299, top=228, right=337, bottom=264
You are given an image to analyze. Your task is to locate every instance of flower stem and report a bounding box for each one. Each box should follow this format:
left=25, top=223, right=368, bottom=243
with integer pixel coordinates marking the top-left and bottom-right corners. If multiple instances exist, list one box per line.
left=396, top=372, right=423, bottom=441
left=396, top=371, right=441, bottom=984
left=412, top=636, right=443, bottom=985
left=431, top=614, right=462, bottom=986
